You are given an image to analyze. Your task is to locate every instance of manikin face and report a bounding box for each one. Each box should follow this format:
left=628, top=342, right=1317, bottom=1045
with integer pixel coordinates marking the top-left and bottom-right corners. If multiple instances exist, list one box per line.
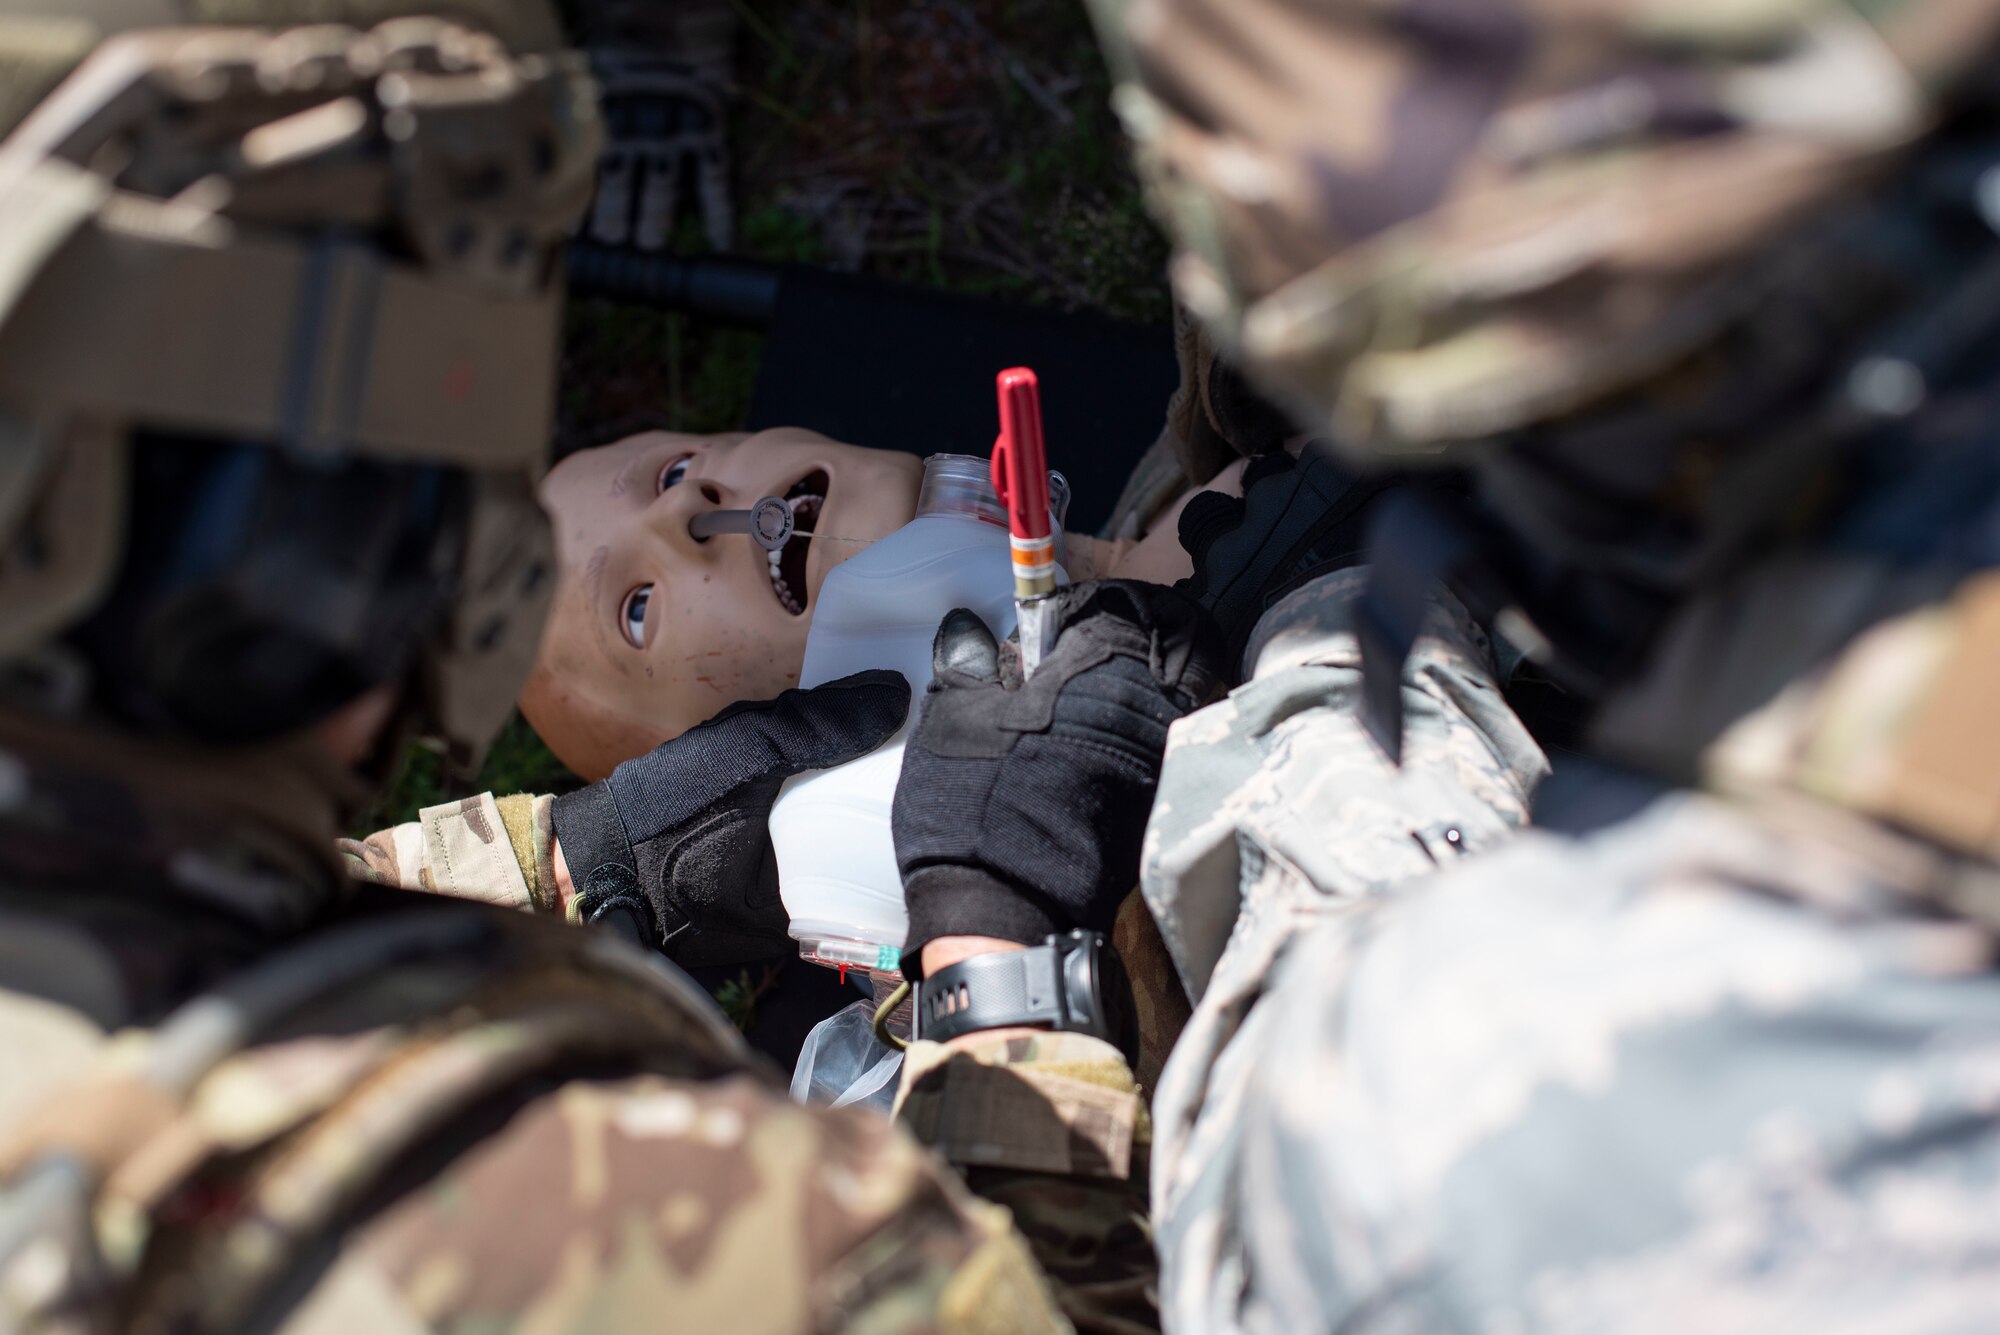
left=522, top=428, right=924, bottom=779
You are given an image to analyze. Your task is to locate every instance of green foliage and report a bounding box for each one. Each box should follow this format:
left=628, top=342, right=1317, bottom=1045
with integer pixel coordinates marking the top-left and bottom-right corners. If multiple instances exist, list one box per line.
left=715, top=964, right=784, bottom=1033
left=355, top=715, right=579, bottom=838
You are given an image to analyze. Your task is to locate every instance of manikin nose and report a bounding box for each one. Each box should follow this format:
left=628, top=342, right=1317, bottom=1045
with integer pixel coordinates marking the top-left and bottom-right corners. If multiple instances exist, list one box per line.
left=688, top=495, right=798, bottom=551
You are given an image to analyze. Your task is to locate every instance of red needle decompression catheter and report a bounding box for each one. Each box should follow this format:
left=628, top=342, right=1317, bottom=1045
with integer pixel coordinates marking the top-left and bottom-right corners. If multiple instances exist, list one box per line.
left=990, top=367, right=1058, bottom=678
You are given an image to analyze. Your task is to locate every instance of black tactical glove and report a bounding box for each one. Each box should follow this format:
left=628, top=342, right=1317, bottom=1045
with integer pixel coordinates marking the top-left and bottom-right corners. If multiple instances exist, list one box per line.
left=578, top=0, right=737, bottom=253
left=892, top=581, right=1225, bottom=975
left=1175, top=445, right=1407, bottom=677
left=552, top=671, right=909, bottom=967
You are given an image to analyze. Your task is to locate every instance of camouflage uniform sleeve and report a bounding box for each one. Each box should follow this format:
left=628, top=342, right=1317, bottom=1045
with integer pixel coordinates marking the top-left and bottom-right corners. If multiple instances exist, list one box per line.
left=1139, top=568, right=1550, bottom=1330
left=297, top=1071, right=1070, bottom=1334
left=1142, top=567, right=1549, bottom=1001
left=897, top=1031, right=1158, bottom=1335
left=338, top=793, right=561, bottom=916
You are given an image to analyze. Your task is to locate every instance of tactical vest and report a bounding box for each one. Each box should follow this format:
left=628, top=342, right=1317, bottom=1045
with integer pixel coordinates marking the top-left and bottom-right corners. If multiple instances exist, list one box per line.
left=0, top=898, right=751, bottom=1333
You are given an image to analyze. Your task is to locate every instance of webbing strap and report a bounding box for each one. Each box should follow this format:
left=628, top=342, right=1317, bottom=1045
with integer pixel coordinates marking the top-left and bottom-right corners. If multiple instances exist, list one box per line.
left=0, top=209, right=557, bottom=467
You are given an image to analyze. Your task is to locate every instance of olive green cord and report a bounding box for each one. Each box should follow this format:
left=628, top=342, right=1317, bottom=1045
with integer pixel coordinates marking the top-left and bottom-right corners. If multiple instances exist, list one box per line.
left=872, top=979, right=912, bottom=1051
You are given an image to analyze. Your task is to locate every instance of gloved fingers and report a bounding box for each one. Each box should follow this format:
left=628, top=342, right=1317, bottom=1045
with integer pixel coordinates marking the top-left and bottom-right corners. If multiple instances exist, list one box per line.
left=586, top=49, right=733, bottom=252
left=931, top=608, right=1003, bottom=690
left=696, top=143, right=734, bottom=251
left=760, top=670, right=914, bottom=773
left=1176, top=489, right=1245, bottom=571
left=1171, top=453, right=1301, bottom=584
left=1172, top=442, right=1405, bottom=675
left=558, top=671, right=906, bottom=961
left=990, top=581, right=1225, bottom=723
left=608, top=670, right=909, bottom=839
left=1042, top=578, right=1141, bottom=632
left=1241, top=449, right=1298, bottom=491
left=633, top=149, right=683, bottom=252
left=588, top=150, right=636, bottom=245
left=1044, top=579, right=1216, bottom=660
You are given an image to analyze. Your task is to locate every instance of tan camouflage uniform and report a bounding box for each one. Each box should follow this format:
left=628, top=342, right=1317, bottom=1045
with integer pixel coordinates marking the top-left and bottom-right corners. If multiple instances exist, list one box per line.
left=342, top=795, right=1161, bottom=1330
left=0, top=731, right=1062, bottom=1334
left=345, top=793, right=563, bottom=917
left=1080, top=0, right=2000, bottom=1330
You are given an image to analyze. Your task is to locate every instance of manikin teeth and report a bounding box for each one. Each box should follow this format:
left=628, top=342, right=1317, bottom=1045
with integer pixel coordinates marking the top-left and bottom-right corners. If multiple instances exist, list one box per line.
left=768, top=537, right=802, bottom=614
left=766, top=489, right=821, bottom=616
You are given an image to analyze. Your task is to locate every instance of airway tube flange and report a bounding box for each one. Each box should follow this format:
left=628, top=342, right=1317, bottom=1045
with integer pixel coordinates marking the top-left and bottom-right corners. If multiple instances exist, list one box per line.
left=689, top=495, right=795, bottom=551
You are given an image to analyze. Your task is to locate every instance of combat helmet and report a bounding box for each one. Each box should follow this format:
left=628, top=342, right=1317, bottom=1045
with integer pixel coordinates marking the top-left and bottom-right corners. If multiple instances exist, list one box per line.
left=0, top=0, right=599, bottom=772
left=1101, top=0, right=2000, bottom=839
left=1098, top=0, right=2000, bottom=457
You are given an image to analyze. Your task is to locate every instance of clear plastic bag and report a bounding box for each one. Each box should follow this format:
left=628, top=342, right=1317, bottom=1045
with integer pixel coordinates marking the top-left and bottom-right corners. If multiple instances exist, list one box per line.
left=790, top=998, right=904, bottom=1112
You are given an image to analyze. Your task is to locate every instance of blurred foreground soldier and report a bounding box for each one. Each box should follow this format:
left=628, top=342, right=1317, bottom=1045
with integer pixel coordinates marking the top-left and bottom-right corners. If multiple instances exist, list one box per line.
left=1086, top=0, right=2000, bottom=1328
left=0, top=5, right=1068, bottom=1331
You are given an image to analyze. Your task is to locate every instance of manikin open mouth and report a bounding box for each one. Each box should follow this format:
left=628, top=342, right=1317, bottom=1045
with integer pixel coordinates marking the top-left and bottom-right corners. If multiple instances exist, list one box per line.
left=767, top=470, right=826, bottom=616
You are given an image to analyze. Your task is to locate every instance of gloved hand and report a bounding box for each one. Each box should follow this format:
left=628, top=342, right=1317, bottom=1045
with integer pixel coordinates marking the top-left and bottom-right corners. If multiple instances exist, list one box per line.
left=1175, top=445, right=1407, bottom=677
left=892, top=581, right=1225, bottom=975
left=552, top=671, right=908, bottom=967
left=578, top=0, right=737, bottom=252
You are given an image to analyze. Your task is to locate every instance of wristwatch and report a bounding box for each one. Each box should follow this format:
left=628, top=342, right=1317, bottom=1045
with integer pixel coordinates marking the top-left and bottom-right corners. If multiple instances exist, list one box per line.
left=914, top=929, right=1139, bottom=1064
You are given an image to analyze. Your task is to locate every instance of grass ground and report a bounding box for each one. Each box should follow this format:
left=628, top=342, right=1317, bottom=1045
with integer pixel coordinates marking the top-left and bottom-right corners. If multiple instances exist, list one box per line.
left=366, top=0, right=1167, bottom=831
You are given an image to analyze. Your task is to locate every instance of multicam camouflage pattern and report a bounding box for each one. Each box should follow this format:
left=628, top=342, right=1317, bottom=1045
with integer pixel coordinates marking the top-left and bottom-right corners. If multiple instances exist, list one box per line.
left=1599, top=559, right=2000, bottom=877
left=1079, top=1, right=2000, bottom=1329
left=342, top=792, right=562, bottom=916
left=1084, top=0, right=2000, bottom=453
left=316, top=1071, right=1062, bottom=1335
left=1181, top=773, right=2000, bottom=1332
left=0, top=738, right=1082, bottom=1333
left=0, top=3, right=600, bottom=768
left=897, top=1031, right=1154, bottom=1335
left=348, top=786, right=1187, bottom=1330
left=1122, top=211, right=2000, bottom=1327
left=0, top=3, right=1145, bottom=1330
left=1139, top=568, right=1549, bottom=1330
left=347, top=794, right=1173, bottom=1330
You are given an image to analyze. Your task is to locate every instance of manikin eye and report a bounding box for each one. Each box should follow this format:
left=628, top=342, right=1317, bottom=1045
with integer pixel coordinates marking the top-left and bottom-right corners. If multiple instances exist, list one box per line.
left=659, top=456, right=691, bottom=491
left=621, top=584, right=652, bottom=648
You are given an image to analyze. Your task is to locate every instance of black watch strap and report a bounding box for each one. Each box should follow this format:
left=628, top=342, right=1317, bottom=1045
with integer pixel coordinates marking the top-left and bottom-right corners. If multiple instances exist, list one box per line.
left=915, top=930, right=1138, bottom=1064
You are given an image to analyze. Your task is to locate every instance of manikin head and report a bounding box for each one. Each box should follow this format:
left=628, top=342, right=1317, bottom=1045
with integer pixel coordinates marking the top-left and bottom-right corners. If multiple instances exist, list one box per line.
left=521, top=427, right=924, bottom=779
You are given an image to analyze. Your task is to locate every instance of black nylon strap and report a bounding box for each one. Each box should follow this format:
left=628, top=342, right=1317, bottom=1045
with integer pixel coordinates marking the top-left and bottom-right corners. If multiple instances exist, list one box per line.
left=1356, top=490, right=1474, bottom=764
left=917, top=944, right=1065, bottom=1042
left=549, top=780, right=660, bottom=930
left=914, top=931, right=1138, bottom=1065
